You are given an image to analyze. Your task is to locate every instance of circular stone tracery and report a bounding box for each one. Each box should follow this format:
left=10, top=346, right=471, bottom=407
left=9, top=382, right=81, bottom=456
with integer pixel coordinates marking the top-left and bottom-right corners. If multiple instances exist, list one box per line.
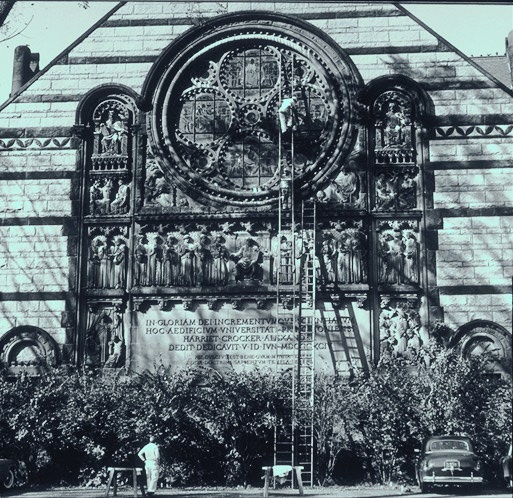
left=149, top=13, right=361, bottom=206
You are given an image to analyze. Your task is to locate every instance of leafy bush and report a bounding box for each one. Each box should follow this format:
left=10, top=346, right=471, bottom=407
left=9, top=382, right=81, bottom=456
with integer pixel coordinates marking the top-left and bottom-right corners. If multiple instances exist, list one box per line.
left=0, top=339, right=510, bottom=488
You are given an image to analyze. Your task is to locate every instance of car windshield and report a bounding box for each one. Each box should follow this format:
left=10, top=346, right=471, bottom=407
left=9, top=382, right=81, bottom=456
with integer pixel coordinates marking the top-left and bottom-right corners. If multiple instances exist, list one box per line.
left=428, top=440, right=469, bottom=451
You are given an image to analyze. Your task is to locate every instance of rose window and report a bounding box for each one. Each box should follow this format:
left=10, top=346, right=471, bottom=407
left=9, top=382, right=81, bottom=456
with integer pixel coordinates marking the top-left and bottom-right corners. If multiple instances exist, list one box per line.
left=150, top=14, right=360, bottom=206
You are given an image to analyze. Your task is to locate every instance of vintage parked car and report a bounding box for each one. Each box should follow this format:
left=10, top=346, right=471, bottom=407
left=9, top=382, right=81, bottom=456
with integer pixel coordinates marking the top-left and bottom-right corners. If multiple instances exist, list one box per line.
left=0, top=458, right=17, bottom=489
left=502, top=444, right=512, bottom=489
left=416, top=435, right=483, bottom=492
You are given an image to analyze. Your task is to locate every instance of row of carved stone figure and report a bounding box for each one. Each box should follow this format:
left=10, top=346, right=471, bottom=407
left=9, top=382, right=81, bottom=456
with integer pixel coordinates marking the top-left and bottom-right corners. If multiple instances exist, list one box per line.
left=378, top=230, right=419, bottom=285
left=133, top=236, right=263, bottom=287
left=86, top=230, right=419, bottom=290
left=88, top=237, right=127, bottom=289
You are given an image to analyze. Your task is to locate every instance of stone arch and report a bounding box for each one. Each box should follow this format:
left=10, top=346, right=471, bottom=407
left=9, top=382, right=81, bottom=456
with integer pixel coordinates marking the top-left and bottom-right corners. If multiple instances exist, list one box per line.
left=450, top=320, right=512, bottom=375
left=0, top=326, right=59, bottom=375
left=75, top=83, right=142, bottom=126
left=142, top=10, right=363, bottom=207
left=360, top=74, right=435, bottom=123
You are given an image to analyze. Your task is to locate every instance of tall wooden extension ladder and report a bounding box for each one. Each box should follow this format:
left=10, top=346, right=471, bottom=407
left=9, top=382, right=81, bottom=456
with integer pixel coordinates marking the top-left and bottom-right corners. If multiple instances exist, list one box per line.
left=274, top=175, right=317, bottom=487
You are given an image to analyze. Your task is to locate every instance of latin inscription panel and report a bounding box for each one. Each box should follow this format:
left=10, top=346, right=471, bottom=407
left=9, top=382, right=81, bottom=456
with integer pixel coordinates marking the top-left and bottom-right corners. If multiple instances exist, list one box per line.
left=131, top=302, right=370, bottom=373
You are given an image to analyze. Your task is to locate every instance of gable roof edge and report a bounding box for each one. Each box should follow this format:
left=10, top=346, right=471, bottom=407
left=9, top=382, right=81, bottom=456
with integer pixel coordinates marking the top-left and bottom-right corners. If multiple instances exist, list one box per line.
left=0, top=1, right=127, bottom=114
left=395, top=3, right=513, bottom=100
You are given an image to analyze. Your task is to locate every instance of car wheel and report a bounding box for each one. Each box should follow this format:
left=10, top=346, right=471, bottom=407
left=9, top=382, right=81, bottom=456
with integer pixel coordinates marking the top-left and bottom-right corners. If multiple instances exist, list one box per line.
left=2, top=469, right=15, bottom=489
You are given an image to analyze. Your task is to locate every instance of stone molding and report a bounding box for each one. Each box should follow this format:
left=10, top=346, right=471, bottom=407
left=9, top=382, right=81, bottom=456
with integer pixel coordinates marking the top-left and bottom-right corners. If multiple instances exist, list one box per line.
left=0, top=137, right=72, bottom=150
left=434, top=124, right=513, bottom=139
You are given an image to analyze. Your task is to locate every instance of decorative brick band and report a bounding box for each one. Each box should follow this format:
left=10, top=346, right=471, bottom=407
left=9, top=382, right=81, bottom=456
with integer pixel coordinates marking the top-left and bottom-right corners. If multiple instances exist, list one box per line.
left=434, top=124, right=513, bottom=139
left=0, top=137, right=72, bottom=150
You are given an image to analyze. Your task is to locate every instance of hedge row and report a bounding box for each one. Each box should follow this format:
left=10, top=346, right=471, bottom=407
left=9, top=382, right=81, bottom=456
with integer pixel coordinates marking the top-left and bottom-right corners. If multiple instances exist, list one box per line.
left=0, top=341, right=511, bottom=487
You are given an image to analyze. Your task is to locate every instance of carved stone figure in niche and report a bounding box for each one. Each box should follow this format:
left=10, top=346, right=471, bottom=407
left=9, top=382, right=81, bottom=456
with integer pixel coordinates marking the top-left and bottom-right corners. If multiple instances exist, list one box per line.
left=110, top=179, right=130, bottom=215
left=197, top=235, right=214, bottom=286
left=144, top=160, right=170, bottom=204
left=180, top=236, right=197, bottom=286
left=86, top=308, right=125, bottom=368
left=89, top=178, right=114, bottom=216
left=378, top=231, right=402, bottom=285
left=383, top=102, right=410, bottom=147
left=96, top=109, right=128, bottom=155
left=389, top=306, right=409, bottom=354
left=89, top=180, right=101, bottom=215
left=111, top=237, right=127, bottom=289
left=164, top=236, right=180, bottom=286
left=212, top=235, right=230, bottom=286
left=134, top=235, right=148, bottom=286
left=88, top=236, right=109, bottom=288
left=146, top=234, right=164, bottom=287
left=85, top=312, right=111, bottom=366
left=331, top=161, right=359, bottom=205
left=375, top=173, right=396, bottom=211
left=318, top=236, right=336, bottom=286
left=232, top=238, right=263, bottom=282
left=104, top=337, right=123, bottom=368
left=397, top=174, right=417, bottom=210
left=379, top=301, right=422, bottom=360
left=336, top=229, right=366, bottom=284
left=402, top=231, right=419, bottom=284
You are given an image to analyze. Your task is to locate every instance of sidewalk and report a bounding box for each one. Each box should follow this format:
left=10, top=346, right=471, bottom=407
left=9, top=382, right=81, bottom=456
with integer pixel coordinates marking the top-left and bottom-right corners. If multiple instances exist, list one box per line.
left=1, top=485, right=510, bottom=498
left=0, top=485, right=419, bottom=498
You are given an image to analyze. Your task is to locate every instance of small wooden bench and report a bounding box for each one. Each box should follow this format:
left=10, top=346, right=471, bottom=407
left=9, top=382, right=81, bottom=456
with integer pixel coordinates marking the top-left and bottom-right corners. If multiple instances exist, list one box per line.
left=106, top=467, right=145, bottom=497
left=262, top=465, right=304, bottom=498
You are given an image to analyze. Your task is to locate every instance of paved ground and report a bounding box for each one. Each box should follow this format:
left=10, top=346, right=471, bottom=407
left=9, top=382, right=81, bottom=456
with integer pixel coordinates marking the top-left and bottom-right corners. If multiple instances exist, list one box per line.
left=1, top=486, right=511, bottom=498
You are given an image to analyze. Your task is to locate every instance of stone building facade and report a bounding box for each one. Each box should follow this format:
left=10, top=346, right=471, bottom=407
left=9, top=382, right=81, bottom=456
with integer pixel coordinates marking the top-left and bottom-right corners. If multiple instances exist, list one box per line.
left=0, top=2, right=511, bottom=376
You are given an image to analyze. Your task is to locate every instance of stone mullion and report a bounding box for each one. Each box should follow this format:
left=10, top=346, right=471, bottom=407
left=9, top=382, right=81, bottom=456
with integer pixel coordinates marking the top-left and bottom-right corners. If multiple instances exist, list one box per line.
left=126, top=121, right=146, bottom=370
left=75, top=124, right=95, bottom=367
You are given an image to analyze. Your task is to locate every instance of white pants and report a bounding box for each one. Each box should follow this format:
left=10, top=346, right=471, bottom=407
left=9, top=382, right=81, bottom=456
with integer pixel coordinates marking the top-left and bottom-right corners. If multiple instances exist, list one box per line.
left=145, top=460, right=159, bottom=493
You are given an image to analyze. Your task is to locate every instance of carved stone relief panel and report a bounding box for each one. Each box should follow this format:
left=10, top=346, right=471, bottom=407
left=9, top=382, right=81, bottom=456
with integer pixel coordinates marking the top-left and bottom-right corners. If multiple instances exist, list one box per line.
left=374, top=166, right=418, bottom=212
left=138, top=146, right=198, bottom=213
left=377, top=220, right=419, bottom=286
left=84, top=302, right=125, bottom=368
left=87, top=226, right=129, bottom=290
left=315, top=156, right=367, bottom=210
left=133, top=221, right=275, bottom=288
left=379, top=295, right=422, bottom=361
left=89, top=175, right=131, bottom=216
left=86, top=97, right=135, bottom=218
left=373, top=90, right=415, bottom=164
left=317, top=221, right=368, bottom=287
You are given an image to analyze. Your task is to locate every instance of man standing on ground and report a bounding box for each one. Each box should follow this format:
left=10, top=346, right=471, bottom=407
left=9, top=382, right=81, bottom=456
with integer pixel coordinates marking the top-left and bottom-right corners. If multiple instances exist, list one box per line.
left=138, top=435, right=160, bottom=496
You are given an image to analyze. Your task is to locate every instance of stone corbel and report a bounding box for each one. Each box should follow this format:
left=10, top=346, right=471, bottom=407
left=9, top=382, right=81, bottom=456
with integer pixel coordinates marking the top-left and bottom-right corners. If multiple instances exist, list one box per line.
left=182, top=299, right=194, bottom=310
left=345, top=293, right=368, bottom=309
left=207, top=298, right=219, bottom=310
left=133, top=297, right=149, bottom=312
left=231, top=299, right=243, bottom=310
left=256, top=299, right=267, bottom=310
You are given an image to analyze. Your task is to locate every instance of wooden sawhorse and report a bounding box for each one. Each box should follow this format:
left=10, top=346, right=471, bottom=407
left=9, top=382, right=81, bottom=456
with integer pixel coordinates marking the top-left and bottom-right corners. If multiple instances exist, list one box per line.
left=262, top=466, right=304, bottom=498
left=106, top=467, right=145, bottom=497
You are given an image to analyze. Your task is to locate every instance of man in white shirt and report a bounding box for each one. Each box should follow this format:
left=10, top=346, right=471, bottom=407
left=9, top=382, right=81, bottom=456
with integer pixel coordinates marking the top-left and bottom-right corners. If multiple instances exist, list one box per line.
left=137, top=436, right=160, bottom=496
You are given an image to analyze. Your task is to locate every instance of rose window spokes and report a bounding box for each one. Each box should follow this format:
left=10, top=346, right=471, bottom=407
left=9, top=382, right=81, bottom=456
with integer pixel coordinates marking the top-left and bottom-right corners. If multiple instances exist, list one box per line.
left=173, top=45, right=333, bottom=191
